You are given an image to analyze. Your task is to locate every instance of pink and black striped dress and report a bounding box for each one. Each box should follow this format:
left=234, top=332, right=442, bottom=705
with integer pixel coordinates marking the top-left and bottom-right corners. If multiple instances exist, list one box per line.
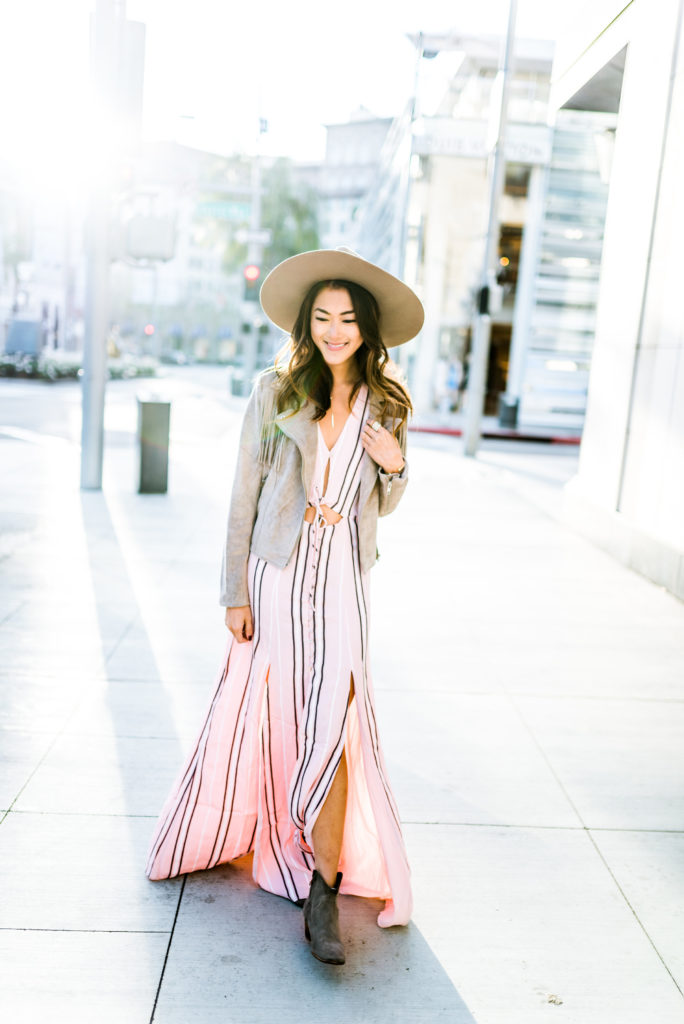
left=145, top=384, right=411, bottom=927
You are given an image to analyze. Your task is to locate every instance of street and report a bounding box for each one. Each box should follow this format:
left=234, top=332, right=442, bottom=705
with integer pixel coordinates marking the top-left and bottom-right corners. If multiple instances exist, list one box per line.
left=1, top=368, right=683, bottom=1023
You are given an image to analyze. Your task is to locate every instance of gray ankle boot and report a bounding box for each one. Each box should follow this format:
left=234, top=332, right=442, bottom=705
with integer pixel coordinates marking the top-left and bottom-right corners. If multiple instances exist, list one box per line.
left=303, top=870, right=345, bottom=965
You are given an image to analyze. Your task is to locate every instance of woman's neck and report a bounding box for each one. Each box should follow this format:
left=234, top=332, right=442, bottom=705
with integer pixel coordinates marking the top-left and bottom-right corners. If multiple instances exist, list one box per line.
left=329, top=362, right=360, bottom=391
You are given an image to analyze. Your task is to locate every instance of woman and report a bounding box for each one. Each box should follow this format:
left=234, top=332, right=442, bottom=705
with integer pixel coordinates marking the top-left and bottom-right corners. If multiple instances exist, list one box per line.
left=145, top=248, right=424, bottom=965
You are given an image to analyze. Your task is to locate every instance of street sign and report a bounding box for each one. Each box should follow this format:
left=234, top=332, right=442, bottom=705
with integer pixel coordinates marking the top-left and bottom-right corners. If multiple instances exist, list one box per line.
left=412, top=117, right=552, bottom=165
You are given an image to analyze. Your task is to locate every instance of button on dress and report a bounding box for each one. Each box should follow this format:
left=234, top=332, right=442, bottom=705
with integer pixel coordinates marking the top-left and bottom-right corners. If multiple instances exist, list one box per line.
left=145, top=384, right=412, bottom=927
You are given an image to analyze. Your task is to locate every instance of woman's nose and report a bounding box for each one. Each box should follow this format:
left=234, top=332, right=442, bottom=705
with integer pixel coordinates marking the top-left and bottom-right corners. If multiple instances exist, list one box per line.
left=326, top=321, right=340, bottom=340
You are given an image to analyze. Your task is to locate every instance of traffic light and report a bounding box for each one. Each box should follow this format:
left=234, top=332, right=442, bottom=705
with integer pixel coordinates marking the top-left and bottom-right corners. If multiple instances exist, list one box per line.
left=243, top=264, right=261, bottom=301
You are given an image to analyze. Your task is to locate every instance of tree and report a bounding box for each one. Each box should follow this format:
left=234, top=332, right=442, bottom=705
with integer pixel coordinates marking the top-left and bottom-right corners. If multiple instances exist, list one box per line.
left=261, top=158, right=319, bottom=272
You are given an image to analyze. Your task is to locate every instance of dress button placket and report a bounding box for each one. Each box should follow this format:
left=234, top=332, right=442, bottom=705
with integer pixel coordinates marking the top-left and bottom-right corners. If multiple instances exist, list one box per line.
left=307, top=446, right=336, bottom=667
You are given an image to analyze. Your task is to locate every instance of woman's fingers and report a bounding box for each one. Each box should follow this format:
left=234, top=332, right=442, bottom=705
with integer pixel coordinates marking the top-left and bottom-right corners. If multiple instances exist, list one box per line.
left=233, top=617, right=249, bottom=643
left=225, top=606, right=253, bottom=643
left=242, top=607, right=254, bottom=642
left=361, top=419, right=403, bottom=472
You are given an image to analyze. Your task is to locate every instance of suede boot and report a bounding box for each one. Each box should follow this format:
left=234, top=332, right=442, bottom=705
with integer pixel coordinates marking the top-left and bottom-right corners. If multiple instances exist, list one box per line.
left=303, top=870, right=345, bottom=965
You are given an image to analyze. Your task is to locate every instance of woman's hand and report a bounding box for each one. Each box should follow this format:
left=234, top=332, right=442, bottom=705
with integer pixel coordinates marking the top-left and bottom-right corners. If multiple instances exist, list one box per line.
left=225, top=605, right=253, bottom=643
left=361, top=419, right=405, bottom=475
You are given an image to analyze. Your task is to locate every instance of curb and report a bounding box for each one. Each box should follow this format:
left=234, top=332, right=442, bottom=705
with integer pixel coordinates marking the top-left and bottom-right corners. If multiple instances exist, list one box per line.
left=408, top=424, right=582, bottom=445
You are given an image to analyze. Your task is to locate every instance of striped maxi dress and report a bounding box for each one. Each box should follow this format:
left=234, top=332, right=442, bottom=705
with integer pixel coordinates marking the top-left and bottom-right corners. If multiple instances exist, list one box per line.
left=145, top=384, right=412, bottom=927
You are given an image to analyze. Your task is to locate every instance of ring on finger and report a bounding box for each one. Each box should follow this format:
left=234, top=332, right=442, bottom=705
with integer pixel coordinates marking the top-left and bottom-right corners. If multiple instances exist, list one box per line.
left=371, top=420, right=381, bottom=432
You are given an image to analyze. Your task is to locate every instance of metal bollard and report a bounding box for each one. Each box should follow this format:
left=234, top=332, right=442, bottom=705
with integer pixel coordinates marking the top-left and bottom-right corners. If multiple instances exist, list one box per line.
left=497, top=393, right=519, bottom=429
left=137, top=394, right=171, bottom=493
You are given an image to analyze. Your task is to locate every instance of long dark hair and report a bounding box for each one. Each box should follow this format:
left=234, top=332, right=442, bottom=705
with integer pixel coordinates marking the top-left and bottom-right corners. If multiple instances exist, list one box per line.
left=272, top=279, right=412, bottom=430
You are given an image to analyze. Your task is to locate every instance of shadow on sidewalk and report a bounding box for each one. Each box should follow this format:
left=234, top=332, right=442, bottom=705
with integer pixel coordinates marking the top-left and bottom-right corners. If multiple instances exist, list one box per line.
left=150, top=854, right=475, bottom=1023
left=77, top=490, right=190, bottom=813
left=75, top=492, right=472, bottom=1018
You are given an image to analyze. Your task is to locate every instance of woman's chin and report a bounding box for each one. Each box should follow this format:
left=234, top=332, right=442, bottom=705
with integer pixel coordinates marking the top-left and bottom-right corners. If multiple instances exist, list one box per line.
left=323, top=352, right=354, bottom=367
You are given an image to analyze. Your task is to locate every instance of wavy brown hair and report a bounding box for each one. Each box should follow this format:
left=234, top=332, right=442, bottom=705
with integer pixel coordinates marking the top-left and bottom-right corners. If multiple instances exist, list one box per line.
left=271, top=279, right=412, bottom=432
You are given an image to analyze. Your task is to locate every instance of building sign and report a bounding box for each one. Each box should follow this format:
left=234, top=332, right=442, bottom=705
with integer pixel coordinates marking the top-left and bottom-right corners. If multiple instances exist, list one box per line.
left=412, top=117, right=553, bottom=164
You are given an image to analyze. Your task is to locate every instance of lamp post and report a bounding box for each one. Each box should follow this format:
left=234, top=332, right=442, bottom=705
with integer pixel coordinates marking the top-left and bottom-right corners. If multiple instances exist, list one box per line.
left=462, top=0, right=518, bottom=457
left=80, top=0, right=124, bottom=489
left=81, top=0, right=145, bottom=489
left=239, top=118, right=270, bottom=393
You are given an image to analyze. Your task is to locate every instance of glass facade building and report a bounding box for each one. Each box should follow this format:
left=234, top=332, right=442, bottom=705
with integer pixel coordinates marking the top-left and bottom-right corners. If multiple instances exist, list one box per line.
left=519, top=108, right=616, bottom=429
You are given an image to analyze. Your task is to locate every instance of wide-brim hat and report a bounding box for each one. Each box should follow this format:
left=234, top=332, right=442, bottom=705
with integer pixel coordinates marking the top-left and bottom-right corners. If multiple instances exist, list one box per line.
left=259, top=248, right=424, bottom=347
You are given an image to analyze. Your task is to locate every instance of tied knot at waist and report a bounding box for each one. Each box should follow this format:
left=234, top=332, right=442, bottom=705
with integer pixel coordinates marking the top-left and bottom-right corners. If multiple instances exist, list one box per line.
left=304, top=500, right=343, bottom=528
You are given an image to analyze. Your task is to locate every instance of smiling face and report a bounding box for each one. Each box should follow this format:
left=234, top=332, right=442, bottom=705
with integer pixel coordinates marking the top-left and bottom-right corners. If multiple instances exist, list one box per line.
left=310, top=286, right=365, bottom=370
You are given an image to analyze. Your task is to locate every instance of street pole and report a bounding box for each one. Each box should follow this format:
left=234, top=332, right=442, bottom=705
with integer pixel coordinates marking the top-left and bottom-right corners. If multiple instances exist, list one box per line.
left=397, top=31, right=423, bottom=282
left=463, top=0, right=518, bottom=457
left=242, top=121, right=266, bottom=389
left=80, top=0, right=125, bottom=490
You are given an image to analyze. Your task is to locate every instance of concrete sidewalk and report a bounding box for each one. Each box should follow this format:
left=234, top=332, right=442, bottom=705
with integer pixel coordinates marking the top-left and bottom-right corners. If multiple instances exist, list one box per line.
left=1, top=376, right=683, bottom=1023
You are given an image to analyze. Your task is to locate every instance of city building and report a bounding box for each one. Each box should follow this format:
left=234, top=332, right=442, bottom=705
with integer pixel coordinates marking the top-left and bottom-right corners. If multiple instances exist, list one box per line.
left=0, top=165, right=83, bottom=352
left=110, top=141, right=252, bottom=362
left=553, top=0, right=684, bottom=599
left=0, top=142, right=264, bottom=364
left=355, top=34, right=558, bottom=419
left=512, top=106, right=615, bottom=430
left=315, top=110, right=393, bottom=252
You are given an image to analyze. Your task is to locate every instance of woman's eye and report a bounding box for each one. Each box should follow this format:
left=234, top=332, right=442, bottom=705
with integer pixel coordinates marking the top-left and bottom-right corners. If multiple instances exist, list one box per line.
left=342, top=319, right=356, bottom=324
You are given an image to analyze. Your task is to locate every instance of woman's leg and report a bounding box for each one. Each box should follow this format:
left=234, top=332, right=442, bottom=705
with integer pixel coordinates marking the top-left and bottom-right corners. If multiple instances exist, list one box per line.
left=304, top=676, right=354, bottom=965
left=311, top=675, right=354, bottom=885
left=311, top=749, right=347, bottom=886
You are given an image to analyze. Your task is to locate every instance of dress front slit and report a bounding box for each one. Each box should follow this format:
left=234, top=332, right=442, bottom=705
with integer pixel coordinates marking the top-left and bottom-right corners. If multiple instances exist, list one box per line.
left=145, top=384, right=412, bottom=927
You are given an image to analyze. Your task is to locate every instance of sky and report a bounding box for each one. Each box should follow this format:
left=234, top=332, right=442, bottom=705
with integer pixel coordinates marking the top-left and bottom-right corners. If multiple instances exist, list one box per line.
left=0, top=0, right=570, bottom=185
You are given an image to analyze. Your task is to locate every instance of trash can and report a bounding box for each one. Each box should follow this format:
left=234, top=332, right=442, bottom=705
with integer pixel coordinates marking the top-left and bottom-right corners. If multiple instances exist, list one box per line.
left=230, top=372, right=245, bottom=397
left=497, top=394, right=519, bottom=429
left=137, top=393, right=171, bottom=494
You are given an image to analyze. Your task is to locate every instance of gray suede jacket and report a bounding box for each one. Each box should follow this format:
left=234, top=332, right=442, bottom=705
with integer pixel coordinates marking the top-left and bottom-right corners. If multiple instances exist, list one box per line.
left=219, top=370, right=408, bottom=607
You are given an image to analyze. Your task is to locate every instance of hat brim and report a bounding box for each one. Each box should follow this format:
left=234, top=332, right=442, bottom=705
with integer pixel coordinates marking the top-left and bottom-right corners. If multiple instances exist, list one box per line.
left=259, top=249, right=424, bottom=347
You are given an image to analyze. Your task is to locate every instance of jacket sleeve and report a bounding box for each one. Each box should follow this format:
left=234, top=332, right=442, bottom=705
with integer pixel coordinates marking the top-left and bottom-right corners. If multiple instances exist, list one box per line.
left=377, top=416, right=409, bottom=517
left=219, top=380, right=266, bottom=608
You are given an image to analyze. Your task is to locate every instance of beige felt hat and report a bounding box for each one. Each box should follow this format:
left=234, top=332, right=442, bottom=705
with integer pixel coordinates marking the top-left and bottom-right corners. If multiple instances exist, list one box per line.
left=259, top=248, right=424, bottom=347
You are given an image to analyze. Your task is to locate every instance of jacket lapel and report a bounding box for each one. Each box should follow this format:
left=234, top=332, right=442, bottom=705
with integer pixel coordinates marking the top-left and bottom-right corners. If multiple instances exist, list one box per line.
left=276, top=387, right=386, bottom=510
left=275, top=404, right=318, bottom=490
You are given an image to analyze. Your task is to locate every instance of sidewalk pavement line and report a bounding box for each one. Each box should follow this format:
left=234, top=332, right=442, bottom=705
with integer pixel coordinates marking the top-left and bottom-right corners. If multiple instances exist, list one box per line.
left=506, top=692, right=591, bottom=829
left=3, top=809, right=158, bottom=818
left=0, top=664, right=115, bottom=822
left=150, top=875, right=187, bottom=1024
left=102, top=615, right=139, bottom=667
left=0, top=599, right=28, bottom=629
left=586, top=828, right=684, bottom=1000
left=0, top=425, right=76, bottom=447
left=507, top=690, right=684, bottom=1000
left=0, top=927, right=171, bottom=934
left=0, top=730, right=62, bottom=827
left=401, top=821, right=684, bottom=832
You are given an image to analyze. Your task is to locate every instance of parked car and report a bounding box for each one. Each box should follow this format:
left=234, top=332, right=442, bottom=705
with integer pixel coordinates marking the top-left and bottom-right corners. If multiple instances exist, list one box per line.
left=4, top=319, right=43, bottom=356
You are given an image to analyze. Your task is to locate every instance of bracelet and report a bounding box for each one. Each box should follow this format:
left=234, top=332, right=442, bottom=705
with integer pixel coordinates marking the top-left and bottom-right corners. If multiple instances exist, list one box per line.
left=386, top=462, right=405, bottom=476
